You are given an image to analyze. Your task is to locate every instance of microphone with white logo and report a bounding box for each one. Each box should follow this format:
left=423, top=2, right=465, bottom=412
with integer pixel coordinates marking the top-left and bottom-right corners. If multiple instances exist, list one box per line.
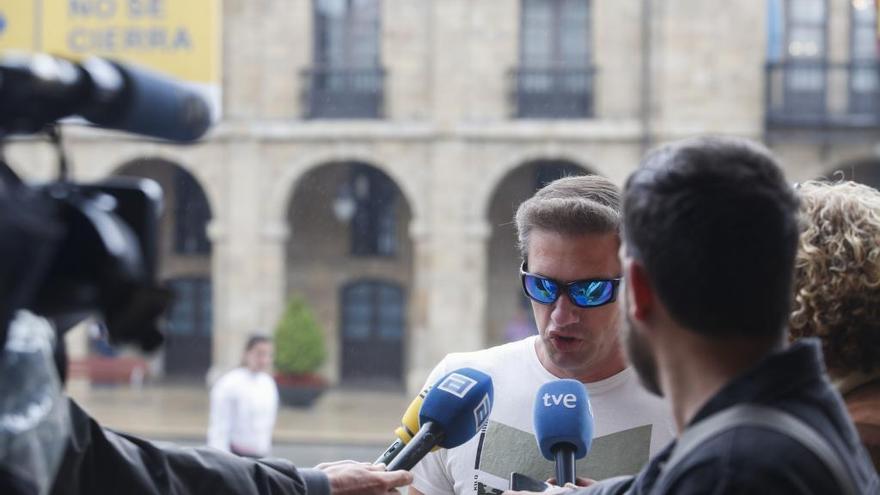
left=385, top=368, right=494, bottom=471
left=533, top=379, right=594, bottom=485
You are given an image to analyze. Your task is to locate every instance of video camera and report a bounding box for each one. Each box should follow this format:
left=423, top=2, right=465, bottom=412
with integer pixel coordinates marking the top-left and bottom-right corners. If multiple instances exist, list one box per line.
left=0, top=51, right=213, bottom=359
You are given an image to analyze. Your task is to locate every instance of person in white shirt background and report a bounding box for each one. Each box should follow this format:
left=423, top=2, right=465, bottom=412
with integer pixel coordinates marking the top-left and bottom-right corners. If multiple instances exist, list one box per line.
left=208, top=334, right=279, bottom=458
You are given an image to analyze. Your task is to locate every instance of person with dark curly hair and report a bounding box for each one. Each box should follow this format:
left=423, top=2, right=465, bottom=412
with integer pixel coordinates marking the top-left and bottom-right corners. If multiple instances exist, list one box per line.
left=791, top=180, right=880, bottom=471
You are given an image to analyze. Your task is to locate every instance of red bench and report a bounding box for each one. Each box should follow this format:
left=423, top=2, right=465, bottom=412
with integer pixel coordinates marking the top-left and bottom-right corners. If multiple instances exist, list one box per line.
left=68, top=356, right=149, bottom=386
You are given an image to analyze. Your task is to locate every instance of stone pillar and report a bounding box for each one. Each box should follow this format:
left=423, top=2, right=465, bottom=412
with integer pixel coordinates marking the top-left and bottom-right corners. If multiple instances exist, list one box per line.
left=407, top=137, right=493, bottom=393
left=594, top=0, right=642, bottom=119
left=406, top=221, right=492, bottom=394
left=429, top=0, right=470, bottom=127
left=384, top=0, right=431, bottom=120
left=256, top=222, right=290, bottom=338
left=208, top=139, right=264, bottom=377
left=652, top=0, right=766, bottom=139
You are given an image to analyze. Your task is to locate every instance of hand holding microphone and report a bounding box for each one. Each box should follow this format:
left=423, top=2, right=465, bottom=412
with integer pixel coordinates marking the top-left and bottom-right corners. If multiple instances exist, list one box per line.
left=533, top=379, right=594, bottom=486
left=386, top=368, right=494, bottom=471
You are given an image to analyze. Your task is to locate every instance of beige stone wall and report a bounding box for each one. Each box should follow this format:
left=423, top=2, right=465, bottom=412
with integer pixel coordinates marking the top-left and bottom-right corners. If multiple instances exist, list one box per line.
left=652, top=0, right=766, bottom=139
left=593, top=0, right=643, bottom=119
left=384, top=0, right=431, bottom=120
left=5, top=0, right=878, bottom=393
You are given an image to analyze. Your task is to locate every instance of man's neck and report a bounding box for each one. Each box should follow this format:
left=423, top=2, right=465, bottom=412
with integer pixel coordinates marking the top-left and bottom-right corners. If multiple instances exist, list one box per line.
left=657, top=330, right=780, bottom=432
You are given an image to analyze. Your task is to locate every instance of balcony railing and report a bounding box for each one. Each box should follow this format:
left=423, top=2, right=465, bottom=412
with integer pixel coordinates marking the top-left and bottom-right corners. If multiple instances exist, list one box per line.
left=510, top=66, right=596, bottom=119
left=301, top=66, right=385, bottom=119
left=765, top=61, right=880, bottom=129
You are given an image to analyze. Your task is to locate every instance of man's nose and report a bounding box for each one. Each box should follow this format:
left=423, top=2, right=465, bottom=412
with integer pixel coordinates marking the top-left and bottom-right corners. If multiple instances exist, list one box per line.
left=550, top=293, right=580, bottom=327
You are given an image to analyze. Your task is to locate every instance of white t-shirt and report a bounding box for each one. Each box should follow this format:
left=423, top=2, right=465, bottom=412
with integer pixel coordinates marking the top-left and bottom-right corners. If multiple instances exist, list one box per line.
left=207, top=367, right=279, bottom=456
left=411, top=336, right=675, bottom=495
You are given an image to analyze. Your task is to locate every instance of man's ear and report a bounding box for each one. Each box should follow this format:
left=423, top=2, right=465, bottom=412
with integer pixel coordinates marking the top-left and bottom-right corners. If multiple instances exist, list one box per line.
left=624, top=258, right=654, bottom=321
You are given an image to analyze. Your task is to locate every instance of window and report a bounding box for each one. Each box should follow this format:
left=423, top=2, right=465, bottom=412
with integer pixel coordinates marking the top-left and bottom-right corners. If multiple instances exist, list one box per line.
left=782, top=0, right=828, bottom=115
left=785, top=0, right=827, bottom=61
left=173, top=168, right=211, bottom=255
left=766, top=0, right=880, bottom=127
left=349, top=165, right=397, bottom=256
left=340, top=280, right=405, bottom=384
left=166, top=277, right=212, bottom=337
left=849, top=0, right=879, bottom=116
left=514, top=0, right=594, bottom=118
left=521, top=0, right=591, bottom=68
left=163, top=276, right=213, bottom=377
left=307, top=0, right=384, bottom=118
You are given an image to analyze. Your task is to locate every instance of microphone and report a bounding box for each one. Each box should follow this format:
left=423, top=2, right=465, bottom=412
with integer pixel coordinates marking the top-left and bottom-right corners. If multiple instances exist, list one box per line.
left=533, top=379, right=593, bottom=485
left=375, top=385, right=432, bottom=465
left=0, top=53, right=212, bottom=142
left=386, top=368, right=494, bottom=471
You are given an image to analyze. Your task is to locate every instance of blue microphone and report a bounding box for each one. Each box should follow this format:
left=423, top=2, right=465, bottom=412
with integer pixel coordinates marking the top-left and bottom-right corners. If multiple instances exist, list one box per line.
left=533, top=379, right=594, bottom=485
left=385, top=368, right=493, bottom=471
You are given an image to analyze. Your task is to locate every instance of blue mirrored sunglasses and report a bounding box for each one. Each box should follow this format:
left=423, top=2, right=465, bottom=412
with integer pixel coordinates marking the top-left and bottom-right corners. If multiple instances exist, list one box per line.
left=520, top=262, right=621, bottom=309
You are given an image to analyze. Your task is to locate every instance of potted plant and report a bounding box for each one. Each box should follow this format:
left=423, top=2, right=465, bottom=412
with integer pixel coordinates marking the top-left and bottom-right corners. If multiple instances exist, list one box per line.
left=273, top=296, right=328, bottom=407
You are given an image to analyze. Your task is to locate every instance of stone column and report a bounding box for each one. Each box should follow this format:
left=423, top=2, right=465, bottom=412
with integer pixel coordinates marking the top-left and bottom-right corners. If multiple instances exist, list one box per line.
left=652, top=0, right=766, bottom=139
left=256, top=222, right=290, bottom=338
left=208, top=139, right=264, bottom=378
left=407, top=137, right=493, bottom=393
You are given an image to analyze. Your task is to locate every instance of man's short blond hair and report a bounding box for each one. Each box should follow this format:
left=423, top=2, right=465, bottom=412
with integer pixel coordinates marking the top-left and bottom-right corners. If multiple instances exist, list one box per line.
left=790, top=180, right=880, bottom=374
left=514, top=175, right=621, bottom=258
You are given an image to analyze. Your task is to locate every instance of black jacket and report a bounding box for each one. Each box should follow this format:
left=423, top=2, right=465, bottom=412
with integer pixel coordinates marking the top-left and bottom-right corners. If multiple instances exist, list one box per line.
left=580, top=340, right=879, bottom=494
left=49, top=399, right=330, bottom=495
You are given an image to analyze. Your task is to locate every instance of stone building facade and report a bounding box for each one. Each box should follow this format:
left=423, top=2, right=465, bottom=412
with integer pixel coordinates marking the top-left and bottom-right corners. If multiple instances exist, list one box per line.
left=6, top=0, right=879, bottom=393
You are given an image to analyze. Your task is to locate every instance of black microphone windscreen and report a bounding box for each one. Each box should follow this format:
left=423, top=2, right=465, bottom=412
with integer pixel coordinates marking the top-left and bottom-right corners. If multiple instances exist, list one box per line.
left=85, top=62, right=212, bottom=143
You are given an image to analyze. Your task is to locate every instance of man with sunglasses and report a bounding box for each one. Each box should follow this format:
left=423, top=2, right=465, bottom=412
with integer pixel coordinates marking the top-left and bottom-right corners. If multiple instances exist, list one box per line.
left=410, top=176, right=674, bottom=495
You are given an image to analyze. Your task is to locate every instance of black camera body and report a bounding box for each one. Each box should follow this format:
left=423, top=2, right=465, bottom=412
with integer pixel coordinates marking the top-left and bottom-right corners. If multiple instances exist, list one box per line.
left=28, top=178, right=169, bottom=351
left=0, top=52, right=211, bottom=356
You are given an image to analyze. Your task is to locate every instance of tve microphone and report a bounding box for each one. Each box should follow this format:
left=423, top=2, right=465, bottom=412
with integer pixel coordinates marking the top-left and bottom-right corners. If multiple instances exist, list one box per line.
left=375, top=385, right=432, bottom=465
left=0, top=53, right=212, bottom=142
left=386, top=368, right=493, bottom=471
left=533, top=379, right=593, bottom=485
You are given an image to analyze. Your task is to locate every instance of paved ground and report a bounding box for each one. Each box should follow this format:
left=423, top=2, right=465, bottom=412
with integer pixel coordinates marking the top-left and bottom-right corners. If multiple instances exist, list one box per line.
left=66, top=379, right=412, bottom=450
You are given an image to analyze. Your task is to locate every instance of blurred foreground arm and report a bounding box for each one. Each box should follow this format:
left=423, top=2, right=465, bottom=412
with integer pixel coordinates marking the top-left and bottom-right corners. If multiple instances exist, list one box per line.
left=50, top=399, right=411, bottom=495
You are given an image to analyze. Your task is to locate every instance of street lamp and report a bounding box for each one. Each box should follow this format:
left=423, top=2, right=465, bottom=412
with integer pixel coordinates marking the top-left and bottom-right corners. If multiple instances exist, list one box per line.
left=333, top=181, right=356, bottom=222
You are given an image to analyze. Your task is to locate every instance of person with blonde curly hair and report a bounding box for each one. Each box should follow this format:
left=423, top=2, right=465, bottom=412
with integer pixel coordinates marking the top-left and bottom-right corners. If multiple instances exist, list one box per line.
left=791, top=179, right=880, bottom=471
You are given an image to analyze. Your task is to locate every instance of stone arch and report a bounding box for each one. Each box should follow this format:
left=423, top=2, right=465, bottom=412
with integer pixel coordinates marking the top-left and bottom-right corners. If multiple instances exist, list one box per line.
left=475, top=150, right=599, bottom=222
left=283, top=159, right=415, bottom=388
left=107, top=154, right=221, bottom=221
left=267, top=150, right=423, bottom=236
left=111, top=157, right=215, bottom=379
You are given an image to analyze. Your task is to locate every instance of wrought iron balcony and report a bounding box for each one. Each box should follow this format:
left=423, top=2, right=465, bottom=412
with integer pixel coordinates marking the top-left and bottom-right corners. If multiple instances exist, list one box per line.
left=510, top=66, right=596, bottom=119
left=301, top=66, right=385, bottom=119
left=765, top=61, right=880, bottom=129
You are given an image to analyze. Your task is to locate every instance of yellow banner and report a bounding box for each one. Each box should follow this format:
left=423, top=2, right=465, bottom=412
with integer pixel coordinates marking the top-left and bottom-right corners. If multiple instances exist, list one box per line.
left=0, top=0, right=219, bottom=84
left=0, top=2, right=37, bottom=53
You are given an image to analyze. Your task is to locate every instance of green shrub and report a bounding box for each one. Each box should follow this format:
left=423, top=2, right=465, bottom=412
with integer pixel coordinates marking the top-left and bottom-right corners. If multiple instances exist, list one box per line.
left=274, top=296, right=326, bottom=375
